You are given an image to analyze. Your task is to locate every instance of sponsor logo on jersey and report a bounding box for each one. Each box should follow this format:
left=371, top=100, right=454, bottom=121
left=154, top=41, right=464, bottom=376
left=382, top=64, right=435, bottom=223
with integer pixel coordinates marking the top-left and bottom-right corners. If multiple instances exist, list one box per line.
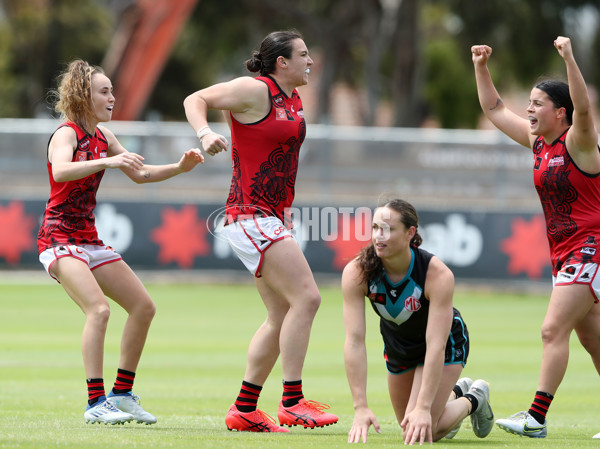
left=78, top=152, right=87, bottom=162
left=297, top=109, right=304, bottom=118
left=581, top=247, right=597, bottom=255
left=548, top=156, right=564, bottom=167
left=368, top=293, right=386, bottom=305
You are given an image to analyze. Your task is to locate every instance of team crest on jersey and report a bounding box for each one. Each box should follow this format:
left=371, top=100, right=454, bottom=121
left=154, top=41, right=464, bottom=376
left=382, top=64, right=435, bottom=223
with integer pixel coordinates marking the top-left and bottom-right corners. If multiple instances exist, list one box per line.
left=404, top=296, right=421, bottom=312
left=80, top=138, right=90, bottom=149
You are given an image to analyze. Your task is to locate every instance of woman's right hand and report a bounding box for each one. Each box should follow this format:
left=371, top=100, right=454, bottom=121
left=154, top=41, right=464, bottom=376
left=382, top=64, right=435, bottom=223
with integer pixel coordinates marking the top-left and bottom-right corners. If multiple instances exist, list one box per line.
left=348, top=407, right=381, bottom=443
left=471, top=45, right=492, bottom=66
left=200, top=132, right=229, bottom=156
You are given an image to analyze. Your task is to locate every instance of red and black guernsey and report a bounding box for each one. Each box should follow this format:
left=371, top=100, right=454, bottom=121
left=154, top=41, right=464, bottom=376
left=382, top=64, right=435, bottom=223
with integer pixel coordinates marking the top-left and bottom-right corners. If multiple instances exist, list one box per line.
left=37, top=121, right=108, bottom=253
left=532, top=129, right=600, bottom=274
left=225, top=75, right=306, bottom=226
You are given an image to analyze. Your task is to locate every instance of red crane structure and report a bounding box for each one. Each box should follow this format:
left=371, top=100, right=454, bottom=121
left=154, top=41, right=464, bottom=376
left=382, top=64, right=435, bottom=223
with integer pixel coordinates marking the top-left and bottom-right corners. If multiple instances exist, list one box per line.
left=102, top=0, right=198, bottom=120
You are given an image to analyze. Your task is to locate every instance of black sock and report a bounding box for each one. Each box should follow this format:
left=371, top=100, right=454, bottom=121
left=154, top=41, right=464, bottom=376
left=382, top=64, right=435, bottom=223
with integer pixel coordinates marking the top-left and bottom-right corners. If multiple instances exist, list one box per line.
left=464, top=393, right=479, bottom=414
left=453, top=384, right=464, bottom=399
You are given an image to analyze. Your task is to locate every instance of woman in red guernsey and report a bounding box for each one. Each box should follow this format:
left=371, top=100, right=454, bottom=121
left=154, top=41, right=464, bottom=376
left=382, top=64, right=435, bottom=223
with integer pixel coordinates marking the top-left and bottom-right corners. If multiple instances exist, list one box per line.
left=37, top=60, right=204, bottom=425
left=473, top=36, right=600, bottom=439
left=184, top=30, right=338, bottom=432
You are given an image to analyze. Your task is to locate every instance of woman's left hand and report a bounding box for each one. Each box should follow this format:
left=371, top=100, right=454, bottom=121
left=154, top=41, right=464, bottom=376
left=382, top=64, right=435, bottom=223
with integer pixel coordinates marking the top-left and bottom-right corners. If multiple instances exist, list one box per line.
left=401, top=408, right=433, bottom=445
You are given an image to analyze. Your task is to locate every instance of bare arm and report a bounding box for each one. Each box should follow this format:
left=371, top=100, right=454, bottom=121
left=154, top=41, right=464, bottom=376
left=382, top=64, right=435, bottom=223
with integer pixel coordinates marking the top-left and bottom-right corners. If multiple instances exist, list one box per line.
left=100, top=126, right=204, bottom=184
left=557, top=36, right=599, bottom=159
left=401, top=256, right=454, bottom=445
left=342, top=260, right=381, bottom=443
left=183, top=76, right=269, bottom=156
left=471, top=45, right=533, bottom=148
left=50, top=126, right=145, bottom=182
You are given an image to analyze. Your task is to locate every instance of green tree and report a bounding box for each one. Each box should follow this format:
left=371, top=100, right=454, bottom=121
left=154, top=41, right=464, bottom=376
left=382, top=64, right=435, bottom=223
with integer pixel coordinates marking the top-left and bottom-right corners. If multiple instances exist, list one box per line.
left=2, top=0, right=599, bottom=128
left=425, top=39, right=480, bottom=128
left=0, top=0, right=112, bottom=118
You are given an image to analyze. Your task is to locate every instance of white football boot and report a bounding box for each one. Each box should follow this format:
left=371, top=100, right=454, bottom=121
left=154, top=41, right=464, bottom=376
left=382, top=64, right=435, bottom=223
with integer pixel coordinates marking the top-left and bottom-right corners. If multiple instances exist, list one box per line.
left=467, top=379, right=494, bottom=438
left=84, top=398, right=134, bottom=425
left=496, top=411, right=547, bottom=438
left=107, top=392, right=157, bottom=424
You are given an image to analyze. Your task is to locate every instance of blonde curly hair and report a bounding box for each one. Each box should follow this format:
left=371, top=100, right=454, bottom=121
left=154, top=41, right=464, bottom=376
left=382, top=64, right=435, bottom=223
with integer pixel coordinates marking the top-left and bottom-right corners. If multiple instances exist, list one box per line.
left=51, top=60, right=105, bottom=128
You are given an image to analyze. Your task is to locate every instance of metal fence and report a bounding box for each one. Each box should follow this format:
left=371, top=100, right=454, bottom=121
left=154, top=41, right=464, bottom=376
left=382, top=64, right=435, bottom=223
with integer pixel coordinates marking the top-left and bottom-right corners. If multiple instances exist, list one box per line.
left=0, top=118, right=540, bottom=212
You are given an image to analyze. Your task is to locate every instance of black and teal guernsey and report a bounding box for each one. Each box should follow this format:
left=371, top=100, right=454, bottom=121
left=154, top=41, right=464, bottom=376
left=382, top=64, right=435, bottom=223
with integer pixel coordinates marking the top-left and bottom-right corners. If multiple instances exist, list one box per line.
left=366, top=246, right=469, bottom=374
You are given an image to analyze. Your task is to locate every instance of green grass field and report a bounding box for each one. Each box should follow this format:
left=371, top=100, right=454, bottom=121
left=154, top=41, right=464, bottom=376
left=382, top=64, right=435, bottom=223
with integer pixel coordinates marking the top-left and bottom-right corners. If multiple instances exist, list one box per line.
left=0, top=277, right=598, bottom=448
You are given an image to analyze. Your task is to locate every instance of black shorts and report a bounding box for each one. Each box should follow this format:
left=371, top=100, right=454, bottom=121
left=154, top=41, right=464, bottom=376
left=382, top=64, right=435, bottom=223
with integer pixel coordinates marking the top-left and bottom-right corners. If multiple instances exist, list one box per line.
left=383, top=309, right=469, bottom=375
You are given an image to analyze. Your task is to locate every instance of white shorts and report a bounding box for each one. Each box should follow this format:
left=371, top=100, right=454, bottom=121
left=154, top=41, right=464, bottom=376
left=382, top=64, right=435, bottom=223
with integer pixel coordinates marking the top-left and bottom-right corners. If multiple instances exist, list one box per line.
left=39, top=244, right=122, bottom=282
left=220, top=216, right=297, bottom=277
left=553, top=262, right=600, bottom=303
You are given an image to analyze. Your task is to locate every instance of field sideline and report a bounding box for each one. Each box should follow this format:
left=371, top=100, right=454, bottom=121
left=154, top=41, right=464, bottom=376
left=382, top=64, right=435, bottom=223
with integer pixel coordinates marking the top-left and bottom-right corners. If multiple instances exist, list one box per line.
left=0, top=279, right=598, bottom=448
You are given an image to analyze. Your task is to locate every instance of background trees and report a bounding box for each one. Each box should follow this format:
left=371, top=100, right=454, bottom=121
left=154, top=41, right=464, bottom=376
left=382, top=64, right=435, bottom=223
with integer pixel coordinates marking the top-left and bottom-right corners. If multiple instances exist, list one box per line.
left=0, top=0, right=598, bottom=128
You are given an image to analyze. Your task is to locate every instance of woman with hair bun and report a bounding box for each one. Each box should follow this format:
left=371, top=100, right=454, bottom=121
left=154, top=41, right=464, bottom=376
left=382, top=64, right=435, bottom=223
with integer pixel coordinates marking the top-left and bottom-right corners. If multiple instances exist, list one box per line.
left=184, top=30, right=338, bottom=433
left=342, top=199, right=494, bottom=444
left=38, top=59, right=204, bottom=425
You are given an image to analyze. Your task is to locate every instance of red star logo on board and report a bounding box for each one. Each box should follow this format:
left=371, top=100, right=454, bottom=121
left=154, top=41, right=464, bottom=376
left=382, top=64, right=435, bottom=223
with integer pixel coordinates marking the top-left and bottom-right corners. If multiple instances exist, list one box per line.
left=150, top=205, right=210, bottom=268
left=0, top=201, right=36, bottom=265
left=325, top=215, right=371, bottom=271
left=500, top=215, right=550, bottom=279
